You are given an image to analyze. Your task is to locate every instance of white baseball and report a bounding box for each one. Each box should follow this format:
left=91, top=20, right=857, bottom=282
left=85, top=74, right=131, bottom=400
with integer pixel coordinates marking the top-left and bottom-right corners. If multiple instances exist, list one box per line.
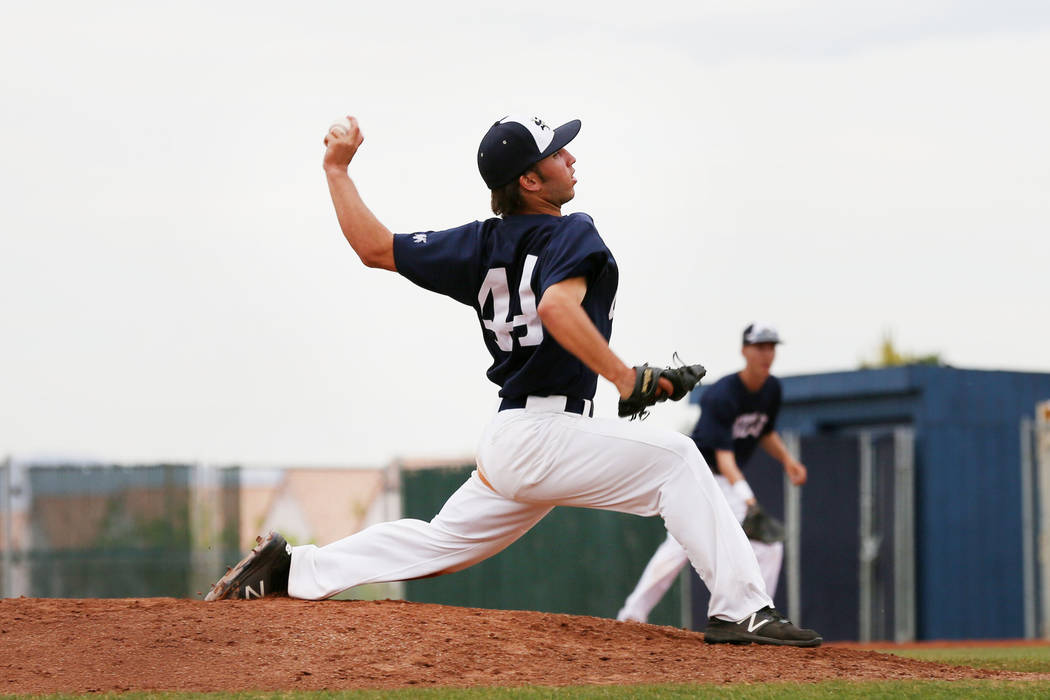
left=329, top=116, right=351, bottom=136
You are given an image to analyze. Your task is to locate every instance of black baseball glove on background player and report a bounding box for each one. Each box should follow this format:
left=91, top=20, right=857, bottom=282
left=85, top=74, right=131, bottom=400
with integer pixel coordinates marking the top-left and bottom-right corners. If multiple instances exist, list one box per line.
left=618, top=359, right=707, bottom=420
left=741, top=502, right=786, bottom=543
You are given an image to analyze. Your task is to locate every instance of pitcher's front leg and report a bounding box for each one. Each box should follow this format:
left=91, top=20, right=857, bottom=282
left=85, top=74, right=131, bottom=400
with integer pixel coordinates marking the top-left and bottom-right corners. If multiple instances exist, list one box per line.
left=288, top=471, right=551, bottom=599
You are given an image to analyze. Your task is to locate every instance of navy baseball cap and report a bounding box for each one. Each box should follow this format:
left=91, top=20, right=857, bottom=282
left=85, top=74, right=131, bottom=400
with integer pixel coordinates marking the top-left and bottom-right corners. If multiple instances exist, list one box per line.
left=743, top=322, right=782, bottom=345
left=477, top=115, right=581, bottom=189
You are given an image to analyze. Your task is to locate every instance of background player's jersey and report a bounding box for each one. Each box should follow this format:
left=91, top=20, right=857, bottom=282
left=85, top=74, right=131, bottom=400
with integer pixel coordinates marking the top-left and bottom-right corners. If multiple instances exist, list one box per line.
left=691, top=374, right=782, bottom=473
left=392, top=212, right=617, bottom=400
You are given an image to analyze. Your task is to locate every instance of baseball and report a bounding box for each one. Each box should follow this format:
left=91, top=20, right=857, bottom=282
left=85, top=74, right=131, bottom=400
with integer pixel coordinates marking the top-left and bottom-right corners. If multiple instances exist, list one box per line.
left=329, top=116, right=351, bottom=136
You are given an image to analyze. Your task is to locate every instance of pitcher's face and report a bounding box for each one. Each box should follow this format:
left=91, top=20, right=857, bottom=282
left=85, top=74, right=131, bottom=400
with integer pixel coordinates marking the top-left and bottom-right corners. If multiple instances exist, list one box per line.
left=532, top=148, right=577, bottom=206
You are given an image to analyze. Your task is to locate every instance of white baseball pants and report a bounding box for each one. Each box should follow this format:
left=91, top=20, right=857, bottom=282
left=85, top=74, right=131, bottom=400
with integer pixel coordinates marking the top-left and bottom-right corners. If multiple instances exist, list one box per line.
left=617, top=474, right=784, bottom=623
left=287, top=396, right=772, bottom=621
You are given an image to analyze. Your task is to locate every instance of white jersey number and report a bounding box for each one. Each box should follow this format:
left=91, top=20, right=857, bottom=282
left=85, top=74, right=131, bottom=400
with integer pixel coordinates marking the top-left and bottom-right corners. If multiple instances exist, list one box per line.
left=478, top=254, right=543, bottom=352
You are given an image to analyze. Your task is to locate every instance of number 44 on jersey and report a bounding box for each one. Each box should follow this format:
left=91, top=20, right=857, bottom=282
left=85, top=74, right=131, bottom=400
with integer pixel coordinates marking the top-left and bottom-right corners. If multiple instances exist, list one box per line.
left=478, top=254, right=542, bottom=352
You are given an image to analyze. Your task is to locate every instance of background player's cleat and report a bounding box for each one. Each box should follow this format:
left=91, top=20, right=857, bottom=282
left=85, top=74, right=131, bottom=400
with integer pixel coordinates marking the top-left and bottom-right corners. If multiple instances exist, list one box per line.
left=204, top=531, right=291, bottom=601
left=703, top=607, right=822, bottom=647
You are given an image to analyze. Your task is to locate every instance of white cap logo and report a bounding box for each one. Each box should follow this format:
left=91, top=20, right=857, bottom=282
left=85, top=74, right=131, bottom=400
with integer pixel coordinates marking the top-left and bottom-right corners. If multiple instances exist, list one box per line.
left=500, top=114, right=554, bottom=152
left=744, top=322, right=781, bottom=345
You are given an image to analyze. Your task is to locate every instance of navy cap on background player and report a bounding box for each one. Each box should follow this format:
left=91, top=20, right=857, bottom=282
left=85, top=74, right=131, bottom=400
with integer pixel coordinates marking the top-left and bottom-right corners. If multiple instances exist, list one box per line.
left=478, top=115, right=582, bottom=189
left=742, top=322, right=782, bottom=346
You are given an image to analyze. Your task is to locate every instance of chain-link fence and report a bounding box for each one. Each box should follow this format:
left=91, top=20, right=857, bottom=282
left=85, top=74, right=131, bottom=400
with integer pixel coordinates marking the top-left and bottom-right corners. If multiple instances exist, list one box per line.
left=0, top=459, right=396, bottom=599
left=0, top=460, right=241, bottom=598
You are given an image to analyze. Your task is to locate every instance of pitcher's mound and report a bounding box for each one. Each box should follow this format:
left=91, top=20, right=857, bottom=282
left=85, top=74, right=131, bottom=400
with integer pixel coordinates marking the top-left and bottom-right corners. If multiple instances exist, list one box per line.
left=0, top=597, right=1037, bottom=693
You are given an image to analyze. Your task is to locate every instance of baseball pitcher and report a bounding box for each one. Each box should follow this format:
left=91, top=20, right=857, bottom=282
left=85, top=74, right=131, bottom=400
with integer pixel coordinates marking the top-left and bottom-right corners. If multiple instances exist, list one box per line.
left=205, top=114, right=821, bottom=647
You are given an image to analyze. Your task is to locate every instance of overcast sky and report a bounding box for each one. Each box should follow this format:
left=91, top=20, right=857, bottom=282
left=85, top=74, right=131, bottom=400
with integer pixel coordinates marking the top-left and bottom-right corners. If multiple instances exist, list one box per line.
left=2, top=1, right=1048, bottom=467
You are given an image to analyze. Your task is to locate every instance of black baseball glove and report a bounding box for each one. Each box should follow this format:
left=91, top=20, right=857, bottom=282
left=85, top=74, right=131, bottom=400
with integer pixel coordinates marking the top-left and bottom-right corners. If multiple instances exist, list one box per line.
left=741, top=502, right=786, bottom=544
left=618, top=359, right=706, bottom=420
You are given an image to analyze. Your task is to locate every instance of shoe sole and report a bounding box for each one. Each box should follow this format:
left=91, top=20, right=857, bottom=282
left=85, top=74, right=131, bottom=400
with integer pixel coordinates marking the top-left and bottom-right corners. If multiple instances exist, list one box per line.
left=704, top=631, right=823, bottom=647
left=204, top=532, right=284, bottom=602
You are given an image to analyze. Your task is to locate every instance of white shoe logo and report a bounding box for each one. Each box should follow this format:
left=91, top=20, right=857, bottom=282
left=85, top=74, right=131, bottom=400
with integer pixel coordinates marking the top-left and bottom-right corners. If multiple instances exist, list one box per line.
left=244, top=581, right=265, bottom=599
left=746, top=613, right=771, bottom=633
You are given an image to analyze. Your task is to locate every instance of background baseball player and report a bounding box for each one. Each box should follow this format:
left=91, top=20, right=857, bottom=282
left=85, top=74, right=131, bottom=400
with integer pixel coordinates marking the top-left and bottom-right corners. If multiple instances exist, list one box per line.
left=206, top=114, right=820, bottom=647
left=618, top=323, right=807, bottom=623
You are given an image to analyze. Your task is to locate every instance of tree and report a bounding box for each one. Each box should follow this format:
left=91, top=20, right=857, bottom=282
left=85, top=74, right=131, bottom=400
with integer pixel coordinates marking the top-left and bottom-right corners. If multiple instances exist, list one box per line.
left=859, top=331, right=944, bottom=368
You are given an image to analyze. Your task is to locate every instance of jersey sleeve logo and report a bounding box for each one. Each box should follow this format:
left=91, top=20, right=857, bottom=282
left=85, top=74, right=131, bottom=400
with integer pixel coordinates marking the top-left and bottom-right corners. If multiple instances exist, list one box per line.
left=477, top=254, right=542, bottom=352
left=412, top=233, right=428, bottom=244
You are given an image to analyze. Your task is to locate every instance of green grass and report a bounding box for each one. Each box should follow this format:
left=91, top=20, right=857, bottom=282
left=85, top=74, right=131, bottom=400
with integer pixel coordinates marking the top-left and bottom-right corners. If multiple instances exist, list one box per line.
left=6, top=647, right=1050, bottom=699
left=878, top=645, right=1050, bottom=673
left=6, top=683, right=1050, bottom=700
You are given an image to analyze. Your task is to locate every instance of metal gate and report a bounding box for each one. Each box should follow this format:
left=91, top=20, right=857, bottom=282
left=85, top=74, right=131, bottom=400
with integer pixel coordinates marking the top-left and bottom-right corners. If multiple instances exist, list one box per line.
left=689, top=428, right=916, bottom=642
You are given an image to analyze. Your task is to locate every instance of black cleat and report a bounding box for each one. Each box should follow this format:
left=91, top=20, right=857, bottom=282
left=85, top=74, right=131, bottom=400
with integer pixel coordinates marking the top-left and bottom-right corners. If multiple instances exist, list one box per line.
left=704, top=607, right=822, bottom=647
left=204, top=531, right=291, bottom=601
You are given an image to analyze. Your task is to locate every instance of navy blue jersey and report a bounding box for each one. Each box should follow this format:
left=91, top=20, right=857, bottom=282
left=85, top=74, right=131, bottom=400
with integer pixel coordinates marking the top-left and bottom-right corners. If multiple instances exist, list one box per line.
left=691, top=373, right=782, bottom=473
left=392, top=213, right=617, bottom=400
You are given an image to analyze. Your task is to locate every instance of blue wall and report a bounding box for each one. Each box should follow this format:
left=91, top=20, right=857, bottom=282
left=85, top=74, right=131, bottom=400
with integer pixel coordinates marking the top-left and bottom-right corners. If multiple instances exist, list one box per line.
left=696, top=366, right=1050, bottom=640
left=904, top=369, right=1050, bottom=639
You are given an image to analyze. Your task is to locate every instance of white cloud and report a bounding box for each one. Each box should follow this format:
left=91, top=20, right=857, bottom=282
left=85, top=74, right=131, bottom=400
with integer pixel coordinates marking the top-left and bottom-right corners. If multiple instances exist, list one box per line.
left=1, top=2, right=1047, bottom=465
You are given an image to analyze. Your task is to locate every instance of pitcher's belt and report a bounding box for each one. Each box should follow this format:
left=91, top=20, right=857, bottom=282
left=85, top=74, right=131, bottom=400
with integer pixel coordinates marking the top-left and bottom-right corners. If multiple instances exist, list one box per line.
left=498, top=395, right=594, bottom=418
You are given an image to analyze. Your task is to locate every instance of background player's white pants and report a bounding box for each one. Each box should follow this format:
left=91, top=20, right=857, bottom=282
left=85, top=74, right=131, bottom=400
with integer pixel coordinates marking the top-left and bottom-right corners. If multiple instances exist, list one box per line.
left=616, top=475, right=784, bottom=623
left=288, top=397, right=772, bottom=621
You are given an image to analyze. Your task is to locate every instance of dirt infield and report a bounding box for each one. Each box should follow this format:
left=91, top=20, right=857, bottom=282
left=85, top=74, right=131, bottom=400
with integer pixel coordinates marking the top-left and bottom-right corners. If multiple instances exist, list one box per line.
left=1, top=597, right=1045, bottom=693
